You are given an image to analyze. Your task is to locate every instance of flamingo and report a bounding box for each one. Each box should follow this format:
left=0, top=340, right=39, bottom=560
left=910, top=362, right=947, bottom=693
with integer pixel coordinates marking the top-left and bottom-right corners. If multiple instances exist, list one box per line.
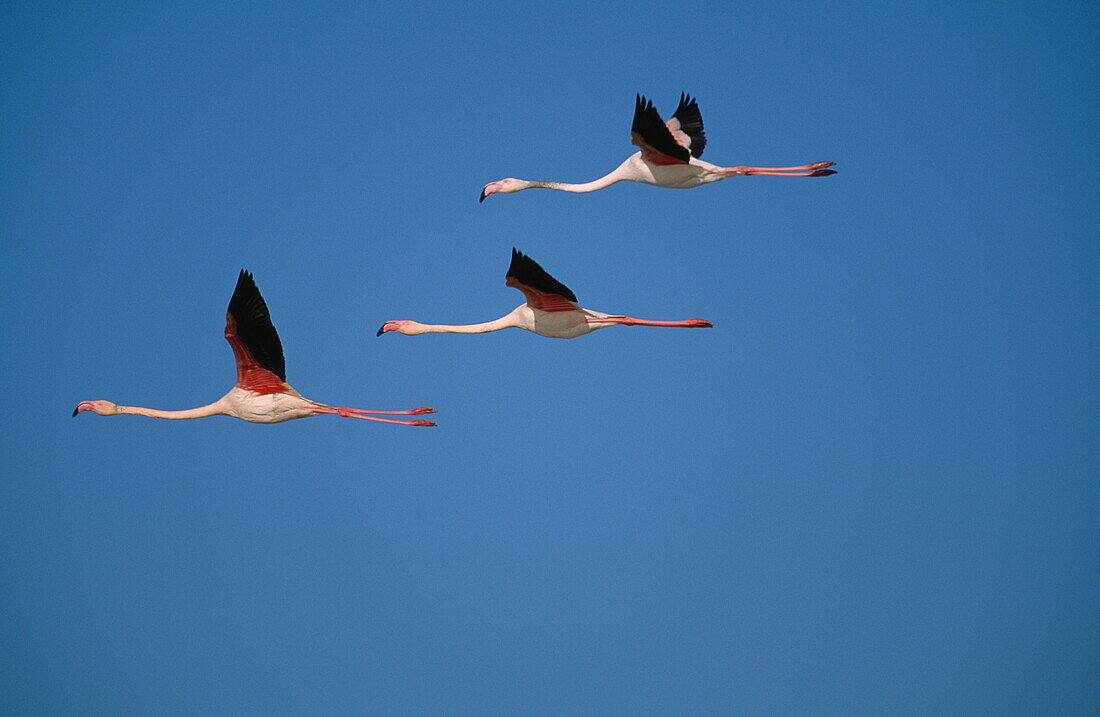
left=377, top=248, right=713, bottom=340
left=480, top=93, right=836, bottom=201
left=73, top=270, right=437, bottom=426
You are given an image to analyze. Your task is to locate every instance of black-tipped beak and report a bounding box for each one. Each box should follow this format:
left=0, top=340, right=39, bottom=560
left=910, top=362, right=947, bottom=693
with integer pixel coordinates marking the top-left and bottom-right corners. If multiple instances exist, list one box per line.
left=479, top=188, right=488, bottom=203
left=72, top=405, right=80, bottom=417
left=376, top=323, right=387, bottom=337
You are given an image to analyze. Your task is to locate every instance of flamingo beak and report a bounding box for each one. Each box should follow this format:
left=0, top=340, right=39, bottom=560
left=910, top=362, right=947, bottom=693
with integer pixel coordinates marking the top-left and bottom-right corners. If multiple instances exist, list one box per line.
left=72, top=401, right=92, bottom=417
left=377, top=321, right=401, bottom=336
left=479, top=182, right=500, bottom=203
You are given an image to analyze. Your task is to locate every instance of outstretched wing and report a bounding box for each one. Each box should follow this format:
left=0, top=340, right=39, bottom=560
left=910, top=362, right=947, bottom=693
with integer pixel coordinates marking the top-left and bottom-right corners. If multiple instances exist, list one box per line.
left=630, top=94, right=691, bottom=166
left=666, top=92, right=707, bottom=158
left=505, top=248, right=579, bottom=313
left=225, top=270, right=288, bottom=394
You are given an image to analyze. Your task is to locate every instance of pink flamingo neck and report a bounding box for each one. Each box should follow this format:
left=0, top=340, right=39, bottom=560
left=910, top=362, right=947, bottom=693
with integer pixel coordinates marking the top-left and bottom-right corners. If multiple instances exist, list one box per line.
left=117, top=401, right=228, bottom=419
left=418, top=316, right=519, bottom=334
left=526, top=171, right=625, bottom=194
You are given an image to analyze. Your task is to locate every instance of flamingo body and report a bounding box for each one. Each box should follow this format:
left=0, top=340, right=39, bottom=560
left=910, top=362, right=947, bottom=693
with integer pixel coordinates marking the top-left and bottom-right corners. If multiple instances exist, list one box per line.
left=483, top=304, right=615, bottom=340
left=613, top=153, right=731, bottom=189
left=220, top=386, right=319, bottom=424
left=480, top=93, right=836, bottom=201
left=378, top=249, right=712, bottom=341
left=74, top=271, right=437, bottom=427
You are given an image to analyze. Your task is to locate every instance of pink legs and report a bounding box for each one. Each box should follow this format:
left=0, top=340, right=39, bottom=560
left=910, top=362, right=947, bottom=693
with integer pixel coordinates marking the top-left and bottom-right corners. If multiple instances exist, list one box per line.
left=586, top=317, right=713, bottom=328
left=309, top=405, right=437, bottom=426
left=725, top=161, right=836, bottom=177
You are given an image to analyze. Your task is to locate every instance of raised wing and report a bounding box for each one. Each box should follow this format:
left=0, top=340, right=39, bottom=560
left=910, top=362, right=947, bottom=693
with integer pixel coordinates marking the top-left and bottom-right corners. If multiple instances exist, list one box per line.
left=505, top=248, right=579, bottom=313
left=666, top=92, right=707, bottom=158
left=225, top=270, right=288, bottom=394
left=630, top=94, right=691, bottom=165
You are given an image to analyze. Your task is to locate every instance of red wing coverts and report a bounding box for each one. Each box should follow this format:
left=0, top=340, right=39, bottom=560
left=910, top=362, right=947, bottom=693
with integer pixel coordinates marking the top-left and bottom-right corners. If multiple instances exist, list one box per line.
left=225, top=270, right=288, bottom=394
left=631, top=94, right=691, bottom=165
left=668, top=92, right=706, bottom=158
left=505, top=248, right=579, bottom=313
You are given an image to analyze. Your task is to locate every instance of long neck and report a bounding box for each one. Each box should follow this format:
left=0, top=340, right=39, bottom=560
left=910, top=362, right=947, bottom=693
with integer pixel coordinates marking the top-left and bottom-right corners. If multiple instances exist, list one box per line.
left=118, top=400, right=227, bottom=420
left=418, top=315, right=518, bottom=334
left=525, top=169, right=625, bottom=194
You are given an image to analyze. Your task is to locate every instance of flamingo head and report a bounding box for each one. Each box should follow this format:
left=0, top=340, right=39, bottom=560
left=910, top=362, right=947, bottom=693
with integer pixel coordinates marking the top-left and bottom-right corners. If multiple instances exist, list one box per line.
left=72, top=400, right=120, bottom=417
left=479, top=178, right=526, bottom=202
left=376, top=320, right=428, bottom=336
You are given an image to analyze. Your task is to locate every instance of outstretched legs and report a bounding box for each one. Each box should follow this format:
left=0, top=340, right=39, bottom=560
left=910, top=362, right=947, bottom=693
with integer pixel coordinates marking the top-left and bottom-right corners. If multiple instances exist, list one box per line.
left=586, top=317, right=713, bottom=328
left=725, top=161, right=836, bottom=177
left=309, top=405, right=437, bottom=426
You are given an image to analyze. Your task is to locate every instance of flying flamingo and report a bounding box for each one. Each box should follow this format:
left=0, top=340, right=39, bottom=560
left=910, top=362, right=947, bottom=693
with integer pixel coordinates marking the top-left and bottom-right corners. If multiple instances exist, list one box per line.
left=480, top=93, right=836, bottom=201
left=377, top=248, right=713, bottom=340
left=73, top=270, right=437, bottom=426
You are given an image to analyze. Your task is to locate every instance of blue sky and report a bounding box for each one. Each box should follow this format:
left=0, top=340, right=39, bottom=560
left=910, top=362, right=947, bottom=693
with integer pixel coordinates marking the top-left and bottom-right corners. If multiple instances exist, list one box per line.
left=2, top=1, right=1097, bottom=713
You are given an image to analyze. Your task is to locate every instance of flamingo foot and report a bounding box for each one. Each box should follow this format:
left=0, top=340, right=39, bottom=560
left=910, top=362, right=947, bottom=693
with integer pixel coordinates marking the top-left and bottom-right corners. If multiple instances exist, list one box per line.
left=337, top=406, right=436, bottom=415
left=585, top=317, right=714, bottom=328
left=311, top=406, right=438, bottom=426
left=726, top=161, right=837, bottom=177
left=735, top=169, right=836, bottom=177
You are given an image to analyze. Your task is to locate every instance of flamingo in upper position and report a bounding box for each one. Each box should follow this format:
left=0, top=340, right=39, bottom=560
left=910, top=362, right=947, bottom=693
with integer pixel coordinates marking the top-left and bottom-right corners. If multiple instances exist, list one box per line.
left=377, top=248, right=713, bottom=340
left=480, top=93, right=836, bottom=201
left=74, top=270, right=437, bottom=426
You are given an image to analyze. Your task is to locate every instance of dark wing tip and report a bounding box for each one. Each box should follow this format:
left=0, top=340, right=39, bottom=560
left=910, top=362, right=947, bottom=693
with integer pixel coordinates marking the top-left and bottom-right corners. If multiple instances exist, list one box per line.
left=232, top=269, right=261, bottom=305
left=227, top=269, right=287, bottom=381
left=672, top=91, right=707, bottom=158
left=506, top=248, right=578, bottom=303
left=631, top=92, right=691, bottom=163
left=228, top=268, right=259, bottom=311
left=506, top=246, right=526, bottom=278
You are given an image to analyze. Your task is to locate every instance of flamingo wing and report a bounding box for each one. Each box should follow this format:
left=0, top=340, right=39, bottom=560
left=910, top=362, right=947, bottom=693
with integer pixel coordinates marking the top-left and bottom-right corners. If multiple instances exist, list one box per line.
left=630, top=94, right=691, bottom=166
left=225, top=270, right=289, bottom=394
left=505, top=248, right=579, bottom=313
left=666, top=92, right=707, bottom=159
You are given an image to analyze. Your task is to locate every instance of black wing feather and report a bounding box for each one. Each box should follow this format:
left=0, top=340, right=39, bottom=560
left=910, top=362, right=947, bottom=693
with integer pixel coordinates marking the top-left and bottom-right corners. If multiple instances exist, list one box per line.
left=631, top=94, right=691, bottom=163
left=506, top=248, right=578, bottom=303
left=671, top=92, right=707, bottom=158
left=228, top=270, right=286, bottom=381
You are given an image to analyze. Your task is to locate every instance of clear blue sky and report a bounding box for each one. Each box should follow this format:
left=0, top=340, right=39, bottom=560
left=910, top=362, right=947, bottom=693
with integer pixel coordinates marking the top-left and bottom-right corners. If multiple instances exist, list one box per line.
left=2, top=1, right=1097, bottom=713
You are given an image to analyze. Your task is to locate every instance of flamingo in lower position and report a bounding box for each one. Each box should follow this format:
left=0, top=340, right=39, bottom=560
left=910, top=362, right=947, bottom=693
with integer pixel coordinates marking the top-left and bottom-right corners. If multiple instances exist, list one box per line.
left=377, top=248, right=713, bottom=340
left=74, top=270, right=437, bottom=426
left=480, top=93, right=836, bottom=201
